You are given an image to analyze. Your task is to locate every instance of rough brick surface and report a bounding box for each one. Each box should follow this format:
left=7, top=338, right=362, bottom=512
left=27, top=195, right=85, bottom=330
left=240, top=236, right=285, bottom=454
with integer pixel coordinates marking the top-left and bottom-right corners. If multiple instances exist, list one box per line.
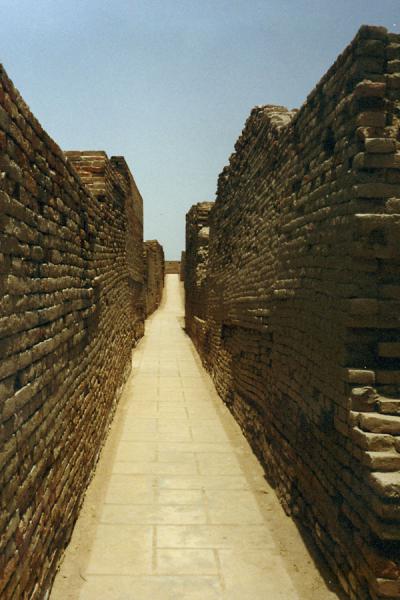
left=0, top=67, right=145, bottom=598
left=185, top=26, right=400, bottom=600
left=165, top=260, right=180, bottom=274
left=180, top=250, right=185, bottom=281
left=143, top=239, right=164, bottom=316
left=184, top=202, right=213, bottom=355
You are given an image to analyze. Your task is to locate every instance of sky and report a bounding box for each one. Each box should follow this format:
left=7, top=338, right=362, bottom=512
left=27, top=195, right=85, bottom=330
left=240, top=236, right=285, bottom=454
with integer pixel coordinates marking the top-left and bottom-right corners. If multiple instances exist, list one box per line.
left=0, top=1, right=399, bottom=258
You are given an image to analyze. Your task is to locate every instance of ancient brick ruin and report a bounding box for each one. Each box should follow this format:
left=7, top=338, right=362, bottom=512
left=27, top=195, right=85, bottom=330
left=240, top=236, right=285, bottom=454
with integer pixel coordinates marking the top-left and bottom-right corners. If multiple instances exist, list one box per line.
left=185, top=26, right=400, bottom=600
left=2, top=20, right=400, bottom=600
left=184, top=202, right=213, bottom=354
left=0, top=66, right=163, bottom=598
left=165, top=259, right=180, bottom=274
left=180, top=250, right=186, bottom=281
left=143, top=239, right=165, bottom=316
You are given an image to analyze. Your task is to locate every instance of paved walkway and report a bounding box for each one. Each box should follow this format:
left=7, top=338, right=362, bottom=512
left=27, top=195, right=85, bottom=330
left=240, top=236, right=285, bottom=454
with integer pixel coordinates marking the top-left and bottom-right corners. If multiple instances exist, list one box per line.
left=51, top=275, right=341, bottom=600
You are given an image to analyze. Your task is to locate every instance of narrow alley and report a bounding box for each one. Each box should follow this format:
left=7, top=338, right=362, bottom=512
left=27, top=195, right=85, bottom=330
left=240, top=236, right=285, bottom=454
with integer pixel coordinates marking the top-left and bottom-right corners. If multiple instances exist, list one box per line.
left=50, top=275, right=341, bottom=600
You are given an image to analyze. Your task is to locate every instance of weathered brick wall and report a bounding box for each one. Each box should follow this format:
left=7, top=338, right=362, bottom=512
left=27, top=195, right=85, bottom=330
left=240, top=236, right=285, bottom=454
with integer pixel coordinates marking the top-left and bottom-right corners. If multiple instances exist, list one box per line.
left=143, top=239, right=164, bottom=316
left=0, top=67, right=145, bottom=599
left=186, top=26, right=400, bottom=600
left=180, top=250, right=185, bottom=281
left=165, top=260, right=180, bottom=274
left=66, top=151, right=145, bottom=338
left=184, top=202, right=213, bottom=355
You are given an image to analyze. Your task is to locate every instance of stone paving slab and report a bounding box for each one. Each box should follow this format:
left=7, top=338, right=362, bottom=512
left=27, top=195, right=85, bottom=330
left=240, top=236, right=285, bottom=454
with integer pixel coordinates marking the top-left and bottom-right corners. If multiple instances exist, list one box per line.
left=50, top=275, right=342, bottom=600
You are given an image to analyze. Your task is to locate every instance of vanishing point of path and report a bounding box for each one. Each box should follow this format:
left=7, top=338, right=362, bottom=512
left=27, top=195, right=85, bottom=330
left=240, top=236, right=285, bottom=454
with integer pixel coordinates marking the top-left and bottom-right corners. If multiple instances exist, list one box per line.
left=51, top=275, right=342, bottom=600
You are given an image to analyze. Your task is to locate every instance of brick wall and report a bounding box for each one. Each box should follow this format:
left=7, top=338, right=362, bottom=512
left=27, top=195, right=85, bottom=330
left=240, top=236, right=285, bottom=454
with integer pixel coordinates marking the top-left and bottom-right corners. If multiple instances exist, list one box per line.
left=184, top=202, right=213, bottom=355
left=165, top=260, right=180, bottom=274
left=185, top=26, right=400, bottom=600
left=180, top=251, right=186, bottom=281
left=143, top=239, right=164, bottom=316
left=0, top=67, right=145, bottom=598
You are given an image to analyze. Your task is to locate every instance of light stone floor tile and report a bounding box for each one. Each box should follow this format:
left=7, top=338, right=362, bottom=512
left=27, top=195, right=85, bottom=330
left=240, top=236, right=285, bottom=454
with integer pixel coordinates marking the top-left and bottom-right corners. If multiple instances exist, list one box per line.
left=183, top=388, right=211, bottom=398
left=158, top=422, right=191, bottom=434
left=103, top=474, right=155, bottom=505
left=186, top=408, right=220, bottom=420
left=157, top=489, right=203, bottom=505
left=191, top=428, right=229, bottom=443
left=181, top=377, right=206, bottom=388
left=129, top=377, right=158, bottom=387
left=51, top=276, right=341, bottom=600
left=156, top=548, right=218, bottom=575
left=76, top=576, right=223, bottom=600
left=117, top=418, right=157, bottom=433
left=197, top=453, right=242, bottom=475
left=156, top=524, right=276, bottom=548
left=157, top=475, right=251, bottom=490
left=157, top=450, right=197, bottom=464
left=122, top=403, right=158, bottom=413
left=206, top=490, right=265, bottom=525
left=156, top=441, right=234, bottom=453
left=156, top=431, right=194, bottom=442
left=120, top=429, right=161, bottom=442
left=219, top=549, right=300, bottom=600
left=122, top=401, right=158, bottom=409
left=85, top=524, right=153, bottom=575
left=179, top=369, right=202, bottom=377
left=160, top=405, right=188, bottom=412
left=157, top=405, right=188, bottom=415
left=140, top=365, right=160, bottom=373
left=101, top=504, right=208, bottom=525
left=158, top=391, right=185, bottom=401
left=114, top=441, right=157, bottom=462
left=158, top=376, right=182, bottom=387
left=112, top=461, right=197, bottom=476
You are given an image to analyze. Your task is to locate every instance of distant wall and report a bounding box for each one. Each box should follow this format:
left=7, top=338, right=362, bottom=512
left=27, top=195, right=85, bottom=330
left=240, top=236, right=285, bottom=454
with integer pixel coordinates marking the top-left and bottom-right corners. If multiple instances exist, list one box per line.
left=165, top=260, right=180, bottom=274
left=0, top=68, right=145, bottom=599
left=185, top=26, right=400, bottom=600
left=143, top=239, right=164, bottom=316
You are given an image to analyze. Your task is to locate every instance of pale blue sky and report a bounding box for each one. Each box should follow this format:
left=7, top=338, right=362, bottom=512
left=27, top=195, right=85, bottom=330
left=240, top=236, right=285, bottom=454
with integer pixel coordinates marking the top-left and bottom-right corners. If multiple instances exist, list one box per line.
left=1, top=1, right=398, bottom=258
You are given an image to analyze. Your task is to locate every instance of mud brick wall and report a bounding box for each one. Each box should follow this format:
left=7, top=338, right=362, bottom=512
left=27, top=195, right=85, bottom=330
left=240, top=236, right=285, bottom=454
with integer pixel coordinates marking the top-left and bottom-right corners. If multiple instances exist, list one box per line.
left=0, top=66, right=145, bottom=599
left=165, top=260, right=180, bottom=274
left=180, top=251, right=186, bottom=281
left=143, top=239, right=164, bottom=316
left=184, top=202, right=213, bottom=355
left=65, top=151, right=145, bottom=338
left=186, top=26, right=400, bottom=600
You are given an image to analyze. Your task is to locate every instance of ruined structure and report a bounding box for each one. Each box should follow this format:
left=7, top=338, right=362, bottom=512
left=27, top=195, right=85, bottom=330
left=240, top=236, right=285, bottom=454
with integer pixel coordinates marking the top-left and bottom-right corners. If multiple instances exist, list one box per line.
left=184, top=202, right=213, bottom=355
left=180, top=250, right=185, bottom=281
left=185, top=26, right=400, bottom=600
left=165, top=260, right=180, bottom=274
left=143, top=239, right=164, bottom=316
left=0, top=68, right=145, bottom=598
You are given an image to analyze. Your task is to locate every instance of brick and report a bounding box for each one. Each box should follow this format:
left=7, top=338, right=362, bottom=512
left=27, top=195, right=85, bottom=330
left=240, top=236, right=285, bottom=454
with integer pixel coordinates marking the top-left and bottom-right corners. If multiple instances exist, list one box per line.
left=184, top=25, right=400, bottom=600
left=143, top=240, right=165, bottom=316
left=364, top=138, right=397, bottom=153
left=359, top=413, right=400, bottom=435
left=0, top=68, right=150, bottom=598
